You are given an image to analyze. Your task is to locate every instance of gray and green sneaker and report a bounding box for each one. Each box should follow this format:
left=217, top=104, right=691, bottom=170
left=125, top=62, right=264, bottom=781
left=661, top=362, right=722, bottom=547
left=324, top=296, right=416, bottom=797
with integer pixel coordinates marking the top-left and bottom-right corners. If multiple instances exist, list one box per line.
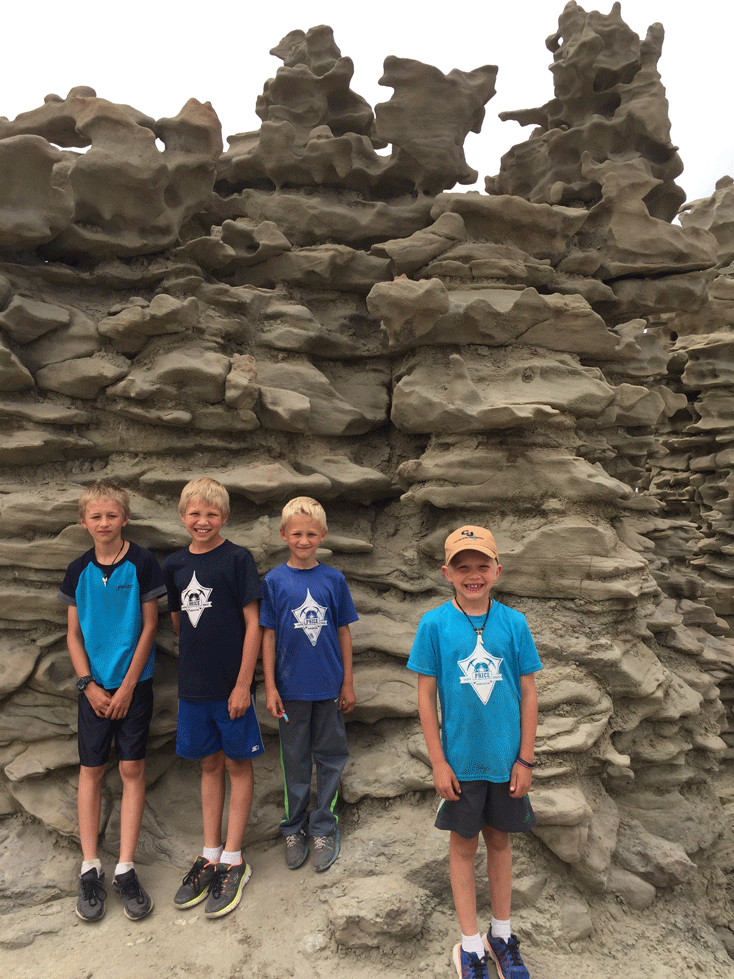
left=76, top=867, right=106, bottom=922
left=204, top=861, right=252, bottom=918
left=174, top=856, right=216, bottom=908
left=313, top=827, right=340, bottom=872
left=285, top=829, right=309, bottom=870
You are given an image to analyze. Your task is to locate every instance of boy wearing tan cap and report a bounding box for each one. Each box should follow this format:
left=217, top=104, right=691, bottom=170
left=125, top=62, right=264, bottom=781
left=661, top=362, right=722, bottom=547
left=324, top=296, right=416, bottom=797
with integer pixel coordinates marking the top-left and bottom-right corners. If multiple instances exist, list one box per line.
left=408, top=526, right=542, bottom=979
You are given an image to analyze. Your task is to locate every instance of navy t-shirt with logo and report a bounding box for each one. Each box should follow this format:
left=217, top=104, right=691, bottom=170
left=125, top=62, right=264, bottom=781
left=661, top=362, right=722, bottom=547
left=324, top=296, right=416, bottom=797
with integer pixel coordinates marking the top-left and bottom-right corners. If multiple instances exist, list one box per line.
left=163, top=539, right=261, bottom=701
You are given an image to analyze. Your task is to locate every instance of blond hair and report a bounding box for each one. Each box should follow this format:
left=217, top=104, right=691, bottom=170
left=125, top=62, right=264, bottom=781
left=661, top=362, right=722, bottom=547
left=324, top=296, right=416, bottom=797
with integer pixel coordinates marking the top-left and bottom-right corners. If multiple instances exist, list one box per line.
left=178, top=477, right=230, bottom=517
left=79, top=481, right=130, bottom=521
left=280, top=497, right=327, bottom=533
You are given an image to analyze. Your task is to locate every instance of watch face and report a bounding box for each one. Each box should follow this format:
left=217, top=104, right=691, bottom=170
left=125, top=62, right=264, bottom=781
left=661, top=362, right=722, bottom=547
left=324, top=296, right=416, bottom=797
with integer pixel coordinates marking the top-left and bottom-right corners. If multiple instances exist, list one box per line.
left=77, top=676, right=90, bottom=691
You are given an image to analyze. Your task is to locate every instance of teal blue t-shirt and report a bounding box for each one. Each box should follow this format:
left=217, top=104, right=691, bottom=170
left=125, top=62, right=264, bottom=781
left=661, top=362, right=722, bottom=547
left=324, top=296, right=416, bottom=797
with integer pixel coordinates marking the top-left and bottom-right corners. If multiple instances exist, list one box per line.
left=59, top=541, right=166, bottom=689
left=408, top=599, right=542, bottom=782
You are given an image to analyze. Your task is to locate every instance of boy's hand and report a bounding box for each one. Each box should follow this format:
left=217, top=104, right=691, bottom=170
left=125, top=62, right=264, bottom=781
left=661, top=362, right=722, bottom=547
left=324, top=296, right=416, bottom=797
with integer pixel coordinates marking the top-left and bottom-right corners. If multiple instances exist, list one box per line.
left=228, top=682, right=251, bottom=719
left=85, top=683, right=112, bottom=717
left=338, top=681, right=355, bottom=713
left=509, top=761, right=533, bottom=798
left=106, top=685, right=134, bottom=720
left=433, top=760, right=461, bottom=801
left=266, top=687, right=284, bottom=719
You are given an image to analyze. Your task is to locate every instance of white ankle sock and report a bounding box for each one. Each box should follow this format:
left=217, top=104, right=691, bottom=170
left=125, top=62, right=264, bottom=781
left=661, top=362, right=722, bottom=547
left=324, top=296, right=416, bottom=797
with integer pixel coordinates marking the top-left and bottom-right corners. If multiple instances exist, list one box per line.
left=202, top=844, right=223, bottom=864
left=81, top=859, right=102, bottom=876
left=461, top=933, right=485, bottom=956
left=491, top=917, right=512, bottom=942
left=115, top=862, right=134, bottom=877
left=221, top=849, right=241, bottom=866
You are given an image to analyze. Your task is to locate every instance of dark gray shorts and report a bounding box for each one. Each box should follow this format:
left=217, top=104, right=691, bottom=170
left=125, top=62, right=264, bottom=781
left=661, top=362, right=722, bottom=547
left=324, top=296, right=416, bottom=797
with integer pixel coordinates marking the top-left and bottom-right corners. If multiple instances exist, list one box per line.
left=434, top=780, right=536, bottom=839
left=78, top=678, right=153, bottom=768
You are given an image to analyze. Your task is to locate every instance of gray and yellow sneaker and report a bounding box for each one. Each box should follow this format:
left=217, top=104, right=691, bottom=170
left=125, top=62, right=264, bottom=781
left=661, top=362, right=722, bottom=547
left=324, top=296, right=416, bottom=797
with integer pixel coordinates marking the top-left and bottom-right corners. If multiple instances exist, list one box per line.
left=312, top=827, right=340, bottom=872
left=204, top=861, right=252, bottom=918
left=76, top=867, right=106, bottom=922
left=174, top=856, right=216, bottom=908
left=285, top=829, right=309, bottom=870
left=113, top=868, right=153, bottom=921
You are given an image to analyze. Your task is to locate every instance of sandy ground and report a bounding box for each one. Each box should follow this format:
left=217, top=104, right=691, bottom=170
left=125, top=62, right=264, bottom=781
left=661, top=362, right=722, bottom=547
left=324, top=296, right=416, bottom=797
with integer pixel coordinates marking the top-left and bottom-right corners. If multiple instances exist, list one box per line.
left=3, top=794, right=734, bottom=979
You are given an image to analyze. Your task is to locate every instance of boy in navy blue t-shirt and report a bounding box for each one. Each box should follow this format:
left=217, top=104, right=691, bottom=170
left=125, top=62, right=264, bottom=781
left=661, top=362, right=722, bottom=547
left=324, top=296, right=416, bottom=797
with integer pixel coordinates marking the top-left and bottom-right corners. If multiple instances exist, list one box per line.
left=59, top=481, right=166, bottom=923
left=261, top=497, right=357, bottom=873
left=408, top=526, right=542, bottom=979
left=164, top=477, right=263, bottom=919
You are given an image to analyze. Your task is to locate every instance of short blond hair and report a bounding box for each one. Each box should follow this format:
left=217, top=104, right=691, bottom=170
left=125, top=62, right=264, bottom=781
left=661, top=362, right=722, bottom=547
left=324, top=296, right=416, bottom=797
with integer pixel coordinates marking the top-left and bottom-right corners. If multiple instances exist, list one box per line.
left=280, top=497, right=327, bottom=533
left=178, top=477, right=230, bottom=517
left=79, top=481, right=130, bottom=521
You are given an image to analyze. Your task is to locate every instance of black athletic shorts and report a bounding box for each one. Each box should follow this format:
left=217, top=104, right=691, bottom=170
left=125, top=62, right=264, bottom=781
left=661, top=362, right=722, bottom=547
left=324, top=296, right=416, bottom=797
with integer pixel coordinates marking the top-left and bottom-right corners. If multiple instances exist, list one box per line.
left=78, top=678, right=154, bottom=768
left=435, top=779, right=536, bottom=838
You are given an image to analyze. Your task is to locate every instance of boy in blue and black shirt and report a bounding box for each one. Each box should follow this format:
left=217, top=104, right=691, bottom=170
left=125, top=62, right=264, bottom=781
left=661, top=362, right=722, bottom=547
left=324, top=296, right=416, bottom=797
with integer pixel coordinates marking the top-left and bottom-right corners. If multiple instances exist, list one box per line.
left=408, top=525, right=542, bottom=979
left=59, top=481, right=166, bottom=923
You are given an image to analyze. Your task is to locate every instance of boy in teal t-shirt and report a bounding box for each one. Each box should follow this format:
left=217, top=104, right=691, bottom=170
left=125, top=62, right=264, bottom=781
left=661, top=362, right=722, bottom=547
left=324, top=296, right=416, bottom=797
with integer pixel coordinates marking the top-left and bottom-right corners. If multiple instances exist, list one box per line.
left=408, top=525, right=542, bottom=979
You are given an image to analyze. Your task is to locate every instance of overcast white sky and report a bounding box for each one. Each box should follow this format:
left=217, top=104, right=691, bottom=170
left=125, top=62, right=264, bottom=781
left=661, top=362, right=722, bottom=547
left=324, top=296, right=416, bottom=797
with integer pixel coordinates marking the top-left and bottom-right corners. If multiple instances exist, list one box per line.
left=2, top=1, right=731, bottom=204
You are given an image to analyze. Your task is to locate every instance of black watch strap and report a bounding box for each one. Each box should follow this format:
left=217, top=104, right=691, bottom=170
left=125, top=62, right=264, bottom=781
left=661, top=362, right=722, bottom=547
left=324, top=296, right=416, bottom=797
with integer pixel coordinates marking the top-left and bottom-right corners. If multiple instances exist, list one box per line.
left=76, top=675, right=94, bottom=692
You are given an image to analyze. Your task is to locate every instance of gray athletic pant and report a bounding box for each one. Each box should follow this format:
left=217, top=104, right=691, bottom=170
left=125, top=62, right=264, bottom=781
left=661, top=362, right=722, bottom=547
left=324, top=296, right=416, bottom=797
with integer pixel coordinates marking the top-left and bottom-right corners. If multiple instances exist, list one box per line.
left=278, top=698, right=349, bottom=839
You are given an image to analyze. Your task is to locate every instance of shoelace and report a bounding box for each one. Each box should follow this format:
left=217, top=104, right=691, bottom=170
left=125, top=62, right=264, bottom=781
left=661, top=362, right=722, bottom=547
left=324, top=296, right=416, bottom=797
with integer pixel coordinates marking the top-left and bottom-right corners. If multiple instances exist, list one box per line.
left=182, top=859, right=206, bottom=886
left=286, top=833, right=304, bottom=848
left=208, top=866, right=229, bottom=899
left=80, top=875, right=106, bottom=905
left=312, top=836, right=330, bottom=851
left=116, top=873, right=144, bottom=904
left=463, top=951, right=489, bottom=979
left=494, top=937, right=524, bottom=970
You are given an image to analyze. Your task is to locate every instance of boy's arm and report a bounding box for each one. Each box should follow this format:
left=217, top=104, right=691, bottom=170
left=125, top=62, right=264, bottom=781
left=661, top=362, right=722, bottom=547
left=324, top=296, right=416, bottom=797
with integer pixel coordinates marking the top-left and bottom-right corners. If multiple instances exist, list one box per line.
left=337, top=624, right=355, bottom=713
left=106, top=598, right=159, bottom=720
left=262, top=627, right=284, bottom=719
left=170, top=611, right=181, bottom=636
left=416, top=673, right=460, bottom=801
left=228, top=599, right=262, bottom=719
left=509, top=671, right=539, bottom=798
left=67, top=606, right=112, bottom=716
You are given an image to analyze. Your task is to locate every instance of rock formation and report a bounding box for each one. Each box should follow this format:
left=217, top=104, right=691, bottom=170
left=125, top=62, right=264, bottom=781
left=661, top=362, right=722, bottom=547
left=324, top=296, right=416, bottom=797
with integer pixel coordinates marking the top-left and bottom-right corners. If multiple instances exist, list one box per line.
left=1, top=2, right=733, bottom=967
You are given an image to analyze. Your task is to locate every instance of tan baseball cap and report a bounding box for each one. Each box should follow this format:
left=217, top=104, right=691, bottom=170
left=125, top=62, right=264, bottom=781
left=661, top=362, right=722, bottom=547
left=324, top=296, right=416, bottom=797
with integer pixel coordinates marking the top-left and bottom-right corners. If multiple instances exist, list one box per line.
left=444, top=525, right=498, bottom=565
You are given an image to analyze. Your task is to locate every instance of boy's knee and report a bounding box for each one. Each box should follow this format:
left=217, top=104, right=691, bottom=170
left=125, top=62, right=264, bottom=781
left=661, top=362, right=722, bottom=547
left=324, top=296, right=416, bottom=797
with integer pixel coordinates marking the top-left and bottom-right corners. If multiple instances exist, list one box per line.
left=450, top=831, right=480, bottom=859
left=201, top=751, right=225, bottom=774
left=118, top=758, right=145, bottom=782
left=483, top=826, right=511, bottom=852
left=225, top=757, right=253, bottom=778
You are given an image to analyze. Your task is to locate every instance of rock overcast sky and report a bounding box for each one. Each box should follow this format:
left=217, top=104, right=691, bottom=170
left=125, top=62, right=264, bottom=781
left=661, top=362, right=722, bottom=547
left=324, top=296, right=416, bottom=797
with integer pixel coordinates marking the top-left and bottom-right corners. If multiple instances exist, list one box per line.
left=2, top=0, right=732, bottom=204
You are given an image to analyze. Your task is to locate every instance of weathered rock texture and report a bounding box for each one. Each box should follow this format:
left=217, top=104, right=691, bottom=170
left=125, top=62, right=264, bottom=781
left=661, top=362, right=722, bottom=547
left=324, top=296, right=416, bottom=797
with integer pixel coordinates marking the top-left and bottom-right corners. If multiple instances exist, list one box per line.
left=1, top=2, right=733, bottom=965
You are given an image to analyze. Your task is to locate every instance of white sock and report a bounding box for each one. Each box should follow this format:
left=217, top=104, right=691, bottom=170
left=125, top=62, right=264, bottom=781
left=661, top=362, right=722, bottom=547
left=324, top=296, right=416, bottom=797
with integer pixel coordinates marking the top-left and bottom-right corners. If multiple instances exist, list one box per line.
left=202, top=844, right=223, bottom=864
left=221, top=849, right=242, bottom=866
left=115, top=862, right=134, bottom=878
left=491, top=917, right=512, bottom=942
left=81, top=859, right=102, bottom=876
left=461, top=933, right=486, bottom=956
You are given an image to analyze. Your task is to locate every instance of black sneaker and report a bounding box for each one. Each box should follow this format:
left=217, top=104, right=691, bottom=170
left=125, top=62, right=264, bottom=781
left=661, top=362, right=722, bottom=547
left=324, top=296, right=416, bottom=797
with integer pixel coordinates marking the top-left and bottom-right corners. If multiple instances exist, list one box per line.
left=76, top=868, right=106, bottom=922
left=113, top=868, right=154, bottom=921
left=312, top=827, right=340, bottom=872
left=285, top=829, right=309, bottom=870
left=204, top=861, right=252, bottom=918
left=173, top=856, right=216, bottom=908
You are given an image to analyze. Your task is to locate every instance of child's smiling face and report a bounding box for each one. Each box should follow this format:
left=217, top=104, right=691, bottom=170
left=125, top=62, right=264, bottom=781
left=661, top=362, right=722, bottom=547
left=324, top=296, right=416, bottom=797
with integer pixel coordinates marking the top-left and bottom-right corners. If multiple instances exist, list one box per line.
left=281, top=513, right=327, bottom=568
left=442, top=549, right=501, bottom=613
left=181, top=497, right=228, bottom=551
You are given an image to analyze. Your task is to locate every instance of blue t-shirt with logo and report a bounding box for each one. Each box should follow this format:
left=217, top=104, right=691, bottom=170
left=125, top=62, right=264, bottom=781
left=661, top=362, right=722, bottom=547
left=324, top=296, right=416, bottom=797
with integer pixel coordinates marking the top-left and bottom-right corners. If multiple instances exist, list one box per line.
left=164, top=539, right=261, bottom=701
left=408, top=599, right=542, bottom=782
left=58, top=541, right=166, bottom=689
left=260, top=562, right=358, bottom=701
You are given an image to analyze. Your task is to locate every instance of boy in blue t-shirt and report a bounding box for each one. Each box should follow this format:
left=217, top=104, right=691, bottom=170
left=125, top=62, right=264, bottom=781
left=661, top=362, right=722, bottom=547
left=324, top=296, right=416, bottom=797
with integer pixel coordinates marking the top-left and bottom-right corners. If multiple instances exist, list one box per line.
left=408, top=526, right=542, bottom=979
left=59, top=481, right=166, bottom=924
left=164, top=477, right=264, bottom=919
left=261, top=497, right=357, bottom=873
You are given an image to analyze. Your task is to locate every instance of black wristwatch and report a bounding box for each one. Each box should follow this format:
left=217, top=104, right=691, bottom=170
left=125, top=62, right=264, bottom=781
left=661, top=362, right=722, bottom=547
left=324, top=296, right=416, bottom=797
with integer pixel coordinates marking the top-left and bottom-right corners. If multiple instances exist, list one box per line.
left=76, top=675, right=94, bottom=692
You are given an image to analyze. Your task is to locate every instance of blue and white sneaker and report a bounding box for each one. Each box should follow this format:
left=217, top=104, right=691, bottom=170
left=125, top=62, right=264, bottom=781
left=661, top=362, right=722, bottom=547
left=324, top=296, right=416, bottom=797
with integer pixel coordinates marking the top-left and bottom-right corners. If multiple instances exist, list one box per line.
left=484, top=929, right=530, bottom=979
left=452, top=943, right=490, bottom=979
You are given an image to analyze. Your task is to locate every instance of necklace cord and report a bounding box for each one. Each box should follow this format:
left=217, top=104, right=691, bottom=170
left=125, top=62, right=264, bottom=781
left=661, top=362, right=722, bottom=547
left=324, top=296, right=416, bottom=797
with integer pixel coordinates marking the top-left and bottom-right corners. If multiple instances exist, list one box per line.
left=454, top=598, right=491, bottom=635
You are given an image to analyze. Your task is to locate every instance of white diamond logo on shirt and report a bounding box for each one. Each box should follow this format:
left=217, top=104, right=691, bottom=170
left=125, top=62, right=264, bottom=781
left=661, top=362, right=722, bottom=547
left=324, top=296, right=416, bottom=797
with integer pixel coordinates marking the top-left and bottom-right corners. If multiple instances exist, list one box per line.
left=181, top=572, right=213, bottom=628
left=291, top=589, right=328, bottom=646
left=457, top=635, right=503, bottom=704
